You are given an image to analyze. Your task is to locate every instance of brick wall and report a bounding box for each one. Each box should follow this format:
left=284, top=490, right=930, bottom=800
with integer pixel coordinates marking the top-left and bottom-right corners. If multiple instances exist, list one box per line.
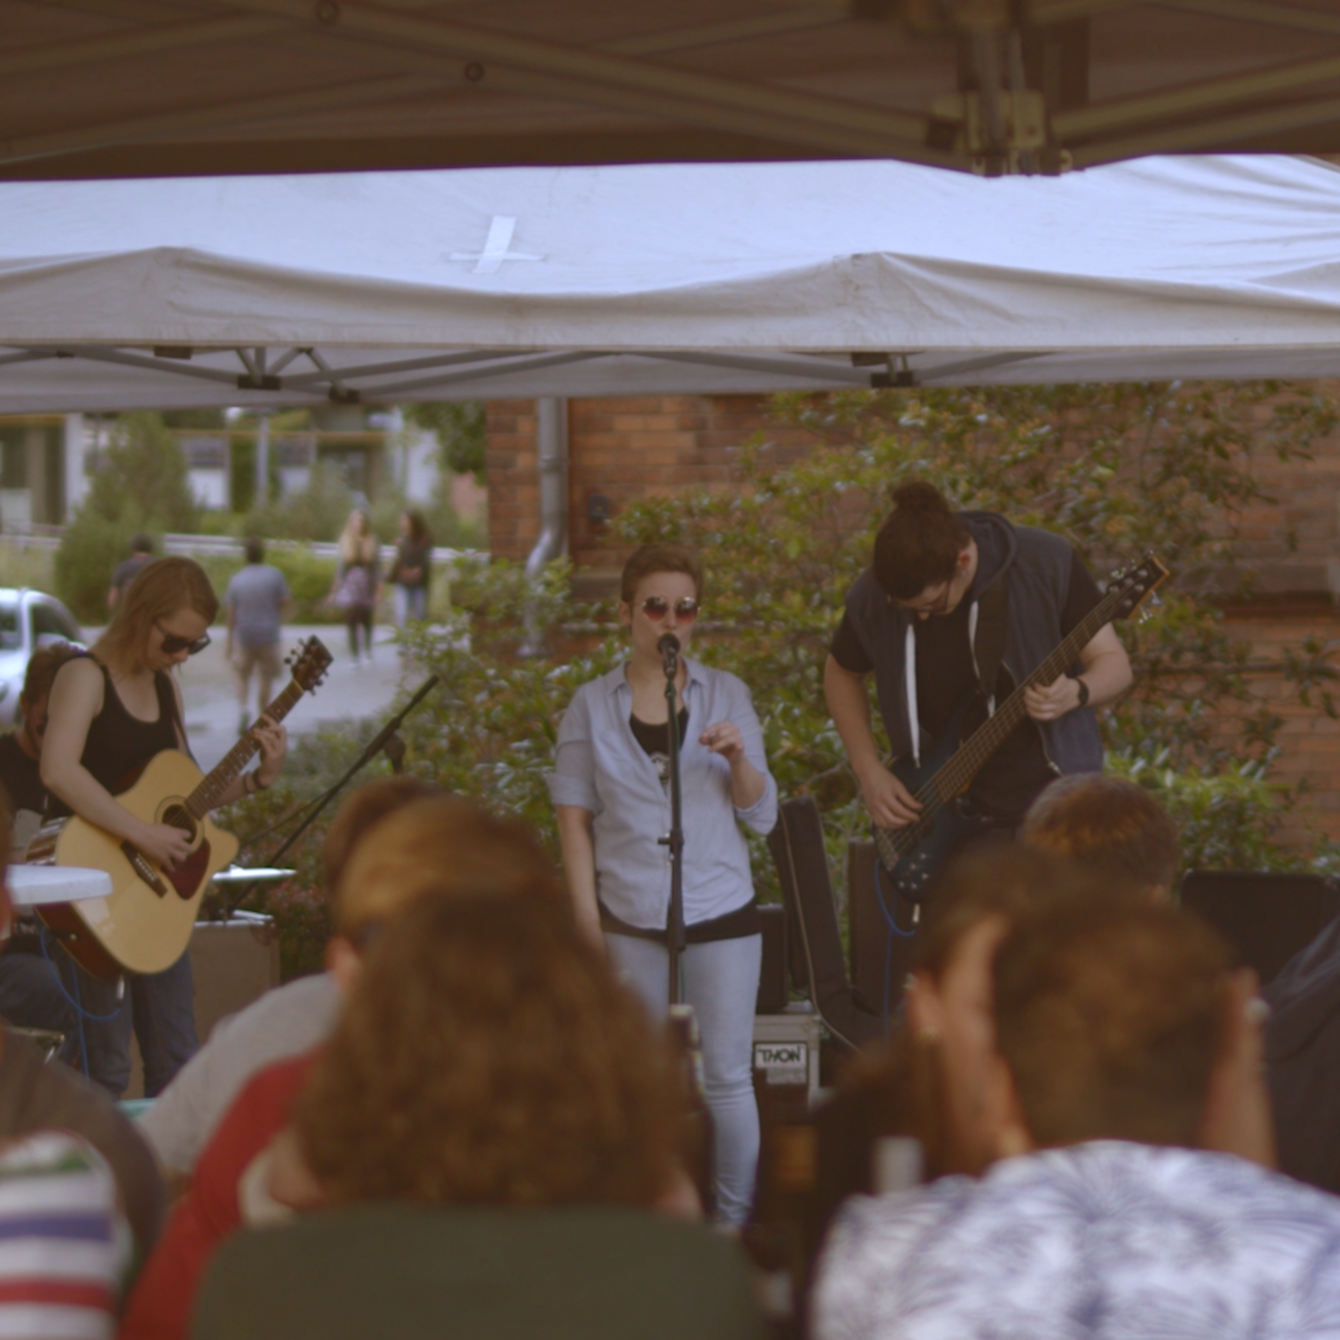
left=486, top=394, right=816, bottom=582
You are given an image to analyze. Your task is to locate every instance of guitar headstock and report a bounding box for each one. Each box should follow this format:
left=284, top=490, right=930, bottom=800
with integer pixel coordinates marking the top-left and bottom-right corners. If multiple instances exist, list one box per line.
left=1108, top=554, right=1171, bottom=623
left=285, top=637, right=333, bottom=693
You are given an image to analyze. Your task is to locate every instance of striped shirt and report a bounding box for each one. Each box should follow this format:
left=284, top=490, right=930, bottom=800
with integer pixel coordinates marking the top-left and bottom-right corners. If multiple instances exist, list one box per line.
left=0, top=1132, right=128, bottom=1340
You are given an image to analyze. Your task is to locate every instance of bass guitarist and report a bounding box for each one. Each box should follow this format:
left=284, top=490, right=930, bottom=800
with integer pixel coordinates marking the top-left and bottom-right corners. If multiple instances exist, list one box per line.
left=41, top=557, right=287, bottom=1098
left=824, top=482, right=1132, bottom=854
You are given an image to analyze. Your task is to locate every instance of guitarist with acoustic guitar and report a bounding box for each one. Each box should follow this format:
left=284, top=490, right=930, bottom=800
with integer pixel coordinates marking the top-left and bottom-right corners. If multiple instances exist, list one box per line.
left=40, top=557, right=288, bottom=1099
left=824, top=482, right=1134, bottom=899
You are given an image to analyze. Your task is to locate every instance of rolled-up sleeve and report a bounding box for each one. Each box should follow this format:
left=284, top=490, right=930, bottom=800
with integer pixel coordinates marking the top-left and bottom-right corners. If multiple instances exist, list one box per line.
left=546, top=687, right=602, bottom=814
left=728, top=678, right=778, bottom=836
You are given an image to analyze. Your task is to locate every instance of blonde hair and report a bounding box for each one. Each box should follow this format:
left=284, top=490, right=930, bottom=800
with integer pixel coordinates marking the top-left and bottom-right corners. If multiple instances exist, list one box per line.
left=338, top=511, right=377, bottom=567
left=94, top=557, right=217, bottom=676
left=332, top=795, right=564, bottom=937
left=296, top=892, right=684, bottom=1207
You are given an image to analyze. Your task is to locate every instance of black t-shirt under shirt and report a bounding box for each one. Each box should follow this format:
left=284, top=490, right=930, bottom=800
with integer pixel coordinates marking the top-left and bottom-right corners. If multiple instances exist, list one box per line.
left=830, top=549, right=1102, bottom=819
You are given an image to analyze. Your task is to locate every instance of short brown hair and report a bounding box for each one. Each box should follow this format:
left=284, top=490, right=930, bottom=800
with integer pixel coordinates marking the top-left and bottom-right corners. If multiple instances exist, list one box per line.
left=914, top=843, right=1143, bottom=982
left=619, top=544, right=704, bottom=605
left=20, top=642, right=82, bottom=712
left=1021, top=774, right=1180, bottom=891
left=94, top=557, right=218, bottom=677
left=319, top=776, right=441, bottom=896
left=295, top=892, right=684, bottom=1207
left=873, top=481, right=971, bottom=600
left=994, top=903, right=1235, bottom=1149
left=331, top=795, right=563, bottom=936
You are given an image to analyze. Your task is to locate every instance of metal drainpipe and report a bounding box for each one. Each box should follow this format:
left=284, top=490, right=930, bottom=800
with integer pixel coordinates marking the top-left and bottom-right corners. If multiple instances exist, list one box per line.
left=520, top=396, right=569, bottom=656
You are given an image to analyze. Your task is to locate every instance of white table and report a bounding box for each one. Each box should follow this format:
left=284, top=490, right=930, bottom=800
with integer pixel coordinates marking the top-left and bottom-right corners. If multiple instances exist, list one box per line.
left=7, top=865, right=113, bottom=906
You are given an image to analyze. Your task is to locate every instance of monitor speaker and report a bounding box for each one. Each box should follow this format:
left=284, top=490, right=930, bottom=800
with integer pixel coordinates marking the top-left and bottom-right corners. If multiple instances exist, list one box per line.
left=756, top=903, right=789, bottom=1015
left=1179, top=870, right=1340, bottom=986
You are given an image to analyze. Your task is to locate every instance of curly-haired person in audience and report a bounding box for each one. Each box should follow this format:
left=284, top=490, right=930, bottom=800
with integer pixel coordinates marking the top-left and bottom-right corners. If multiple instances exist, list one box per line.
left=1020, top=771, right=1180, bottom=903
left=813, top=900, right=1301, bottom=1340
left=191, top=891, right=766, bottom=1340
left=121, top=793, right=566, bottom=1340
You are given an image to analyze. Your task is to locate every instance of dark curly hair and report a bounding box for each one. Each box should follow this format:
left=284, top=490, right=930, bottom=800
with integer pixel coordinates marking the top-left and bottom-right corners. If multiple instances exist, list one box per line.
left=295, top=892, right=686, bottom=1208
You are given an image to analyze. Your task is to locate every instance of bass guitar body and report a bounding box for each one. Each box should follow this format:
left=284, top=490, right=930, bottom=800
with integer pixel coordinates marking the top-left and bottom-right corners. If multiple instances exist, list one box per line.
left=30, top=750, right=239, bottom=979
left=881, top=730, right=993, bottom=905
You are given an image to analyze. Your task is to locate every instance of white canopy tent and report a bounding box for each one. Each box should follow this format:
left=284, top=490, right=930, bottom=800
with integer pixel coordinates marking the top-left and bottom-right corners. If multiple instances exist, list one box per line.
left=4, top=153, right=1340, bottom=412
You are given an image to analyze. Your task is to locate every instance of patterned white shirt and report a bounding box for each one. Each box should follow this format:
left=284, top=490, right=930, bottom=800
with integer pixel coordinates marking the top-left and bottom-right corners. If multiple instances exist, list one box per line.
left=814, top=1141, right=1340, bottom=1340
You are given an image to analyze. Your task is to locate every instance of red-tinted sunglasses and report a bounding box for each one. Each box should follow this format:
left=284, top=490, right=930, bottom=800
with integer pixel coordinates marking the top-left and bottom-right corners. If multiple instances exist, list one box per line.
left=638, top=596, right=700, bottom=622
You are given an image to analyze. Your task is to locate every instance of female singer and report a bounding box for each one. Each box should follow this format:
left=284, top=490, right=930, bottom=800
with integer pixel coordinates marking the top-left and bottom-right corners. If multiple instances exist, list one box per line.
left=548, top=544, right=777, bottom=1226
left=41, top=557, right=287, bottom=1098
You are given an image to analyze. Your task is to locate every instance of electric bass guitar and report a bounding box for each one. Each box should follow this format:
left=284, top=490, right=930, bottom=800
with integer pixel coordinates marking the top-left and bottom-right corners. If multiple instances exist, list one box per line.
left=874, top=555, right=1170, bottom=904
left=29, top=637, right=332, bottom=979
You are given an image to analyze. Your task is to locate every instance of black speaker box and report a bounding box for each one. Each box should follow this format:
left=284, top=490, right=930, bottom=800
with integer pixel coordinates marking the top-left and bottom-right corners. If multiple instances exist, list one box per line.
left=1179, top=869, right=1340, bottom=986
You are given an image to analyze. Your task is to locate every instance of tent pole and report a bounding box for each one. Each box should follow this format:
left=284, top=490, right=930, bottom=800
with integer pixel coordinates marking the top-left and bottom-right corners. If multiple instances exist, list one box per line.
left=520, top=395, right=568, bottom=657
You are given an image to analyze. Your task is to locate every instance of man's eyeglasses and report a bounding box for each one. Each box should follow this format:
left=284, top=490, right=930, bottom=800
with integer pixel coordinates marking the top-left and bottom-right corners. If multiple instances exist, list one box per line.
left=638, top=596, right=700, bottom=623
left=157, top=624, right=212, bottom=656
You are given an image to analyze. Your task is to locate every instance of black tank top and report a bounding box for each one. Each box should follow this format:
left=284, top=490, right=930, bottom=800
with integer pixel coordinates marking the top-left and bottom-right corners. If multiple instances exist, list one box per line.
left=46, top=659, right=181, bottom=818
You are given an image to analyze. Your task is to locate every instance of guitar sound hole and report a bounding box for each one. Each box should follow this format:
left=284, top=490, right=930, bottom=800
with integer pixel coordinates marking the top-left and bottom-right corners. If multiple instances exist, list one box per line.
left=161, top=804, right=197, bottom=843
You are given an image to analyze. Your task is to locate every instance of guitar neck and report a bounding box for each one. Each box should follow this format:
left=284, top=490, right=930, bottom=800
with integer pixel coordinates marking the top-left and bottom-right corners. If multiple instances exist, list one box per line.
left=185, top=678, right=303, bottom=816
left=920, top=582, right=1129, bottom=811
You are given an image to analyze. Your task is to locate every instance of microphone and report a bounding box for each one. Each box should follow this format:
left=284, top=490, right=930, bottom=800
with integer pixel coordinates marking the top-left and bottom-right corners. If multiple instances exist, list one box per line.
left=658, top=633, right=680, bottom=677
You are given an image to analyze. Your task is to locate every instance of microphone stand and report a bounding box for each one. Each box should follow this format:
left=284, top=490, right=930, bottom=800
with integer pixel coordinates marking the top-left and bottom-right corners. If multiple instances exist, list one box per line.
left=216, top=675, right=439, bottom=920
left=657, top=637, right=686, bottom=1007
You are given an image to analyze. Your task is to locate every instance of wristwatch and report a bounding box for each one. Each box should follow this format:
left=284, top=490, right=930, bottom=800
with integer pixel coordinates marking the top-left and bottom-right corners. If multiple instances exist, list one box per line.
left=1069, top=675, right=1091, bottom=709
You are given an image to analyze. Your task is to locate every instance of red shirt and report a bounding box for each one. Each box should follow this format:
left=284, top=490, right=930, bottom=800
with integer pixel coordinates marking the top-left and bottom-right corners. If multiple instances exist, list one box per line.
left=120, top=1052, right=317, bottom=1340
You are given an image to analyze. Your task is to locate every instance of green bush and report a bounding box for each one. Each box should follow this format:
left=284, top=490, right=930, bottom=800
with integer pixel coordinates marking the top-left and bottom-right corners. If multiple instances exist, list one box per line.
left=242, top=461, right=359, bottom=545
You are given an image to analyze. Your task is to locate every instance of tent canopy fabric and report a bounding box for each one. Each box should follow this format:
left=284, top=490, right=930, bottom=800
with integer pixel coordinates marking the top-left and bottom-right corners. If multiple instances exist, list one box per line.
left=4, top=153, right=1340, bottom=411
left=6, top=1, right=1340, bottom=182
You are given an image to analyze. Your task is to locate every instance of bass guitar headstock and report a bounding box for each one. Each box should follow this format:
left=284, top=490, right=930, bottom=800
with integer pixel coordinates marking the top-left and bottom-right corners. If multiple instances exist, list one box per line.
left=1107, top=554, right=1171, bottom=623
left=285, top=637, right=333, bottom=693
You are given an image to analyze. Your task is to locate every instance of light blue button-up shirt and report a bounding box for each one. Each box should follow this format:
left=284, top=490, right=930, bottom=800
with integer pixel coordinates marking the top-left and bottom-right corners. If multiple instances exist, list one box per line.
left=547, top=657, right=778, bottom=932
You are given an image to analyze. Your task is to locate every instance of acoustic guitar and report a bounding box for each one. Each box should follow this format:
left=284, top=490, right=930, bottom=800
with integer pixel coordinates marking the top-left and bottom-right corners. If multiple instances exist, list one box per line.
left=874, top=555, right=1170, bottom=905
left=29, top=637, right=331, bottom=979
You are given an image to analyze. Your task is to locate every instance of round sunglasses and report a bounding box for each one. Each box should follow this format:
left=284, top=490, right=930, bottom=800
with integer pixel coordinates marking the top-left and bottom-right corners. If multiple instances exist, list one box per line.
left=637, top=596, right=700, bottom=622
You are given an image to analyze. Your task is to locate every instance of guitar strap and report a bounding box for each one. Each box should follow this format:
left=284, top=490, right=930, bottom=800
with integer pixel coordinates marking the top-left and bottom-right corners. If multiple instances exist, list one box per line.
left=971, top=577, right=1010, bottom=710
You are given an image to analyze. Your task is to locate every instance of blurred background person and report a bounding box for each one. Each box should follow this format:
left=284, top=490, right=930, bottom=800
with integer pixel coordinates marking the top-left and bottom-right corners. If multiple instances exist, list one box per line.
left=330, top=510, right=380, bottom=665
left=223, top=537, right=290, bottom=736
left=107, top=532, right=154, bottom=612
left=387, top=508, right=432, bottom=631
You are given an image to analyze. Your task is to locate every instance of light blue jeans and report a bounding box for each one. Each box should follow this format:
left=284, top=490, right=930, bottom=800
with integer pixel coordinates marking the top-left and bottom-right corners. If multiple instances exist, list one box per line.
left=606, top=931, right=761, bottom=1226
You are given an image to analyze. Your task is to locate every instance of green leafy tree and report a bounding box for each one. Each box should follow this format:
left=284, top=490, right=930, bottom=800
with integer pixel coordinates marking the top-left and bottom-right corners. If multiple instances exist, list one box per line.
left=403, top=402, right=487, bottom=480
left=55, top=412, right=200, bottom=621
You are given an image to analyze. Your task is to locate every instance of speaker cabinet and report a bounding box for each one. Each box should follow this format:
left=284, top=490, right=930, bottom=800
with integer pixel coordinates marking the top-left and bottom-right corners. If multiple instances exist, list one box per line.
left=847, top=841, right=921, bottom=1020
left=1180, top=870, right=1340, bottom=986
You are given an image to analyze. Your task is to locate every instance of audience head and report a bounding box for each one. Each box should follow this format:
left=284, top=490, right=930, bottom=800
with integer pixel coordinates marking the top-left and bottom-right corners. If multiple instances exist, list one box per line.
left=325, top=794, right=564, bottom=988
left=990, top=901, right=1273, bottom=1164
left=243, top=535, right=265, bottom=565
left=318, top=775, right=441, bottom=896
left=400, top=509, right=429, bottom=543
left=1021, top=773, right=1179, bottom=901
left=295, top=892, right=683, bottom=1209
left=130, top=533, right=154, bottom=557
left=338, top=511, right=376, bottom=565
left=873, top=481, right=971, bottom=602
left=871, top=845, right=1146, bottom=1175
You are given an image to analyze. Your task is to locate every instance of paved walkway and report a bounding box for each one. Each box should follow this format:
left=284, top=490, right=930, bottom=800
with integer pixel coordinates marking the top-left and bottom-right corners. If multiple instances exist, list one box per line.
left=171, top=623, right=407, bottom=774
